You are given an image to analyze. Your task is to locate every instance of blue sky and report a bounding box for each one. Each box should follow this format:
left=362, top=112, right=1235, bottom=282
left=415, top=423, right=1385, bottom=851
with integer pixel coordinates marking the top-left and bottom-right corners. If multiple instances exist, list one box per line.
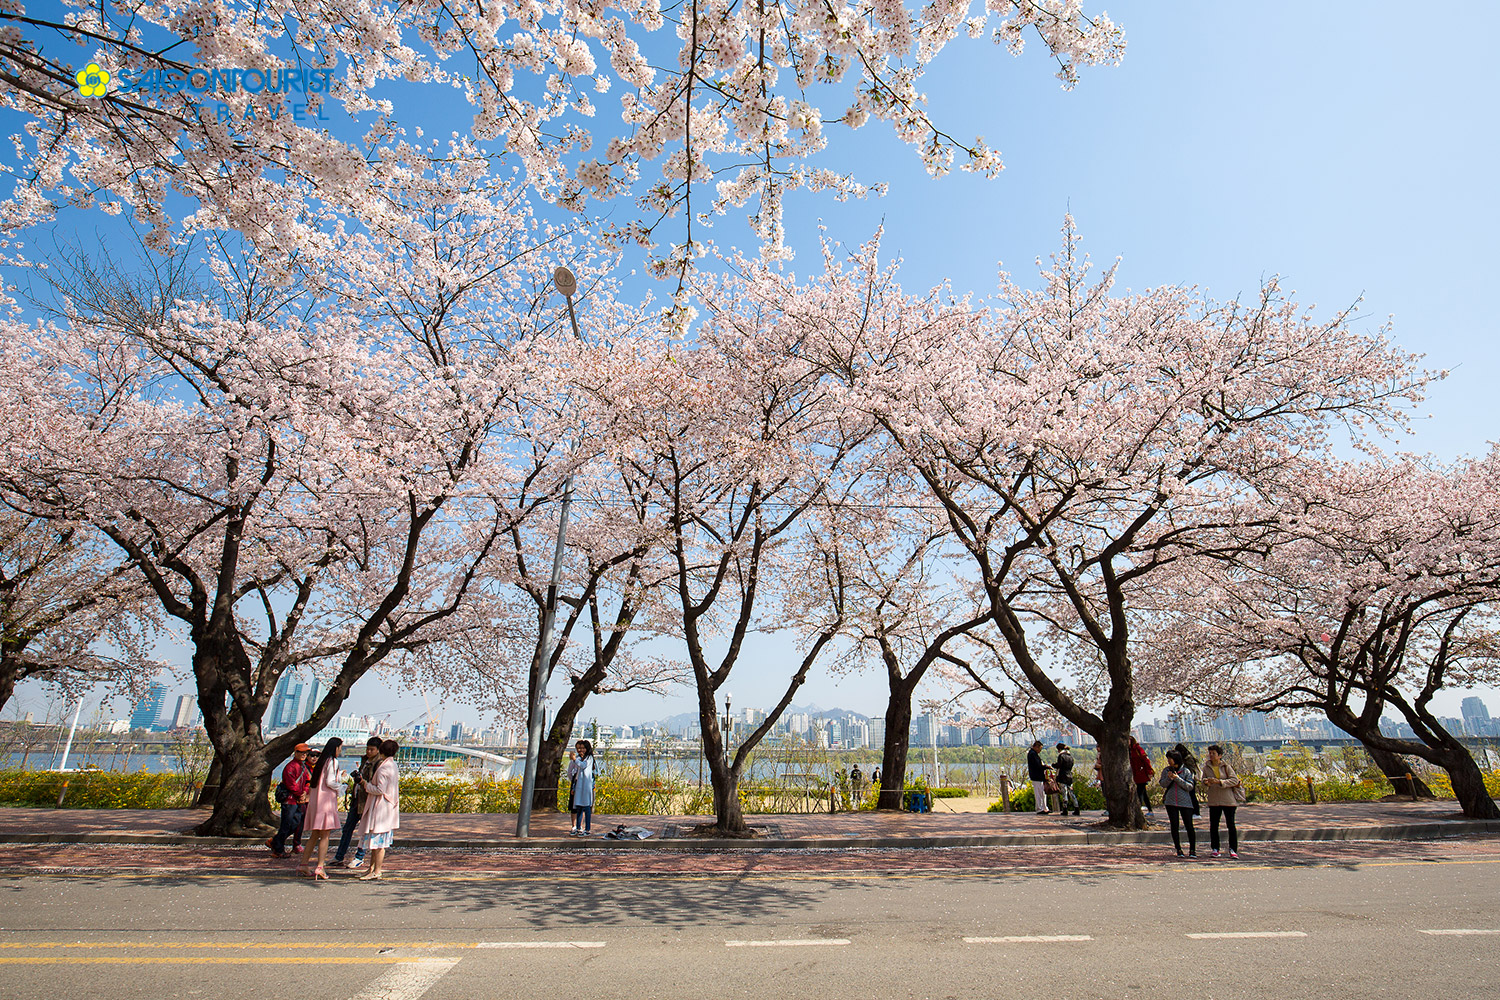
left=7, top=1, right=1499, bottom=729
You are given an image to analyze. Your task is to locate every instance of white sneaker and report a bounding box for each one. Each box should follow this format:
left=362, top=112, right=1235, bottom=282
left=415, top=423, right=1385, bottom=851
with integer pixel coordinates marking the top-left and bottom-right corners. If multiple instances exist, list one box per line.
left=346, top=857, right=364, bottom=869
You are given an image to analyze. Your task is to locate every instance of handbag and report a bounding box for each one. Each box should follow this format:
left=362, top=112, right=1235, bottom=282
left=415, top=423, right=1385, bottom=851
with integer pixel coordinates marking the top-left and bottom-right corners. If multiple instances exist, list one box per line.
left=1230, top=781, right=1248, bottom=806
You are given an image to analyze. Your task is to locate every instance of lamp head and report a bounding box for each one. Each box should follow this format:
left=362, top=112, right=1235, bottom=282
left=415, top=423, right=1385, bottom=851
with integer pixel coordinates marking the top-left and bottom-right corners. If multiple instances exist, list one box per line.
left=554, top=266, right=578, bottom=298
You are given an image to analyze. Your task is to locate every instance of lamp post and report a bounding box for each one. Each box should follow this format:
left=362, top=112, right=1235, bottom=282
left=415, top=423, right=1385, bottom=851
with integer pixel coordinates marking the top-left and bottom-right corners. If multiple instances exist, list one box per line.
left=516, top=265, right=585, bottom=838
left=723, top=693, right=732, bottom=769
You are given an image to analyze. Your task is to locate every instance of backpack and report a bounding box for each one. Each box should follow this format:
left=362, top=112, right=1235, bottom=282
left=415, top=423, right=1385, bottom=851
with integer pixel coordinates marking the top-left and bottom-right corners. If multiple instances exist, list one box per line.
left=274, top=781, right=290, bottom=805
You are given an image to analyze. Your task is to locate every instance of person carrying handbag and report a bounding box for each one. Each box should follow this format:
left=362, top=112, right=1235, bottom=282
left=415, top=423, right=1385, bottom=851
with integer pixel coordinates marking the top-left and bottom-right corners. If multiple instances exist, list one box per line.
left=1201, top=744, right=1244, bottom=859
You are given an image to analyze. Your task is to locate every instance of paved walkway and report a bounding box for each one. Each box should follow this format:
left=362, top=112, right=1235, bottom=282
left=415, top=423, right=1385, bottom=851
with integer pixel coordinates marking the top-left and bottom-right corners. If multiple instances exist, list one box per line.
left=1, top=799, right=1494, bottom=849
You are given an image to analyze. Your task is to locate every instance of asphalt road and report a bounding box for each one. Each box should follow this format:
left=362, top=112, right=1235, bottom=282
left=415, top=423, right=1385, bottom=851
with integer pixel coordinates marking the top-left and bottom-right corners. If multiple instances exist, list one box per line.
left=1, top=841, right=1496, bottom=1000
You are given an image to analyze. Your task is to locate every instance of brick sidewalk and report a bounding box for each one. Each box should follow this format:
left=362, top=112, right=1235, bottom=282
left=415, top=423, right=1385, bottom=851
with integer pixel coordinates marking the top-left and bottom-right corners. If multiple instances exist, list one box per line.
left=0, top=799, right=1493, bottom=848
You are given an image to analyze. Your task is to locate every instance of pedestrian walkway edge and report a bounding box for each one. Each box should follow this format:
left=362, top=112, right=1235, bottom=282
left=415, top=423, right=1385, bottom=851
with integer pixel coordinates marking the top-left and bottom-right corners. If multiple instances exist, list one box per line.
left=2, top=819, right=1497, bottom=850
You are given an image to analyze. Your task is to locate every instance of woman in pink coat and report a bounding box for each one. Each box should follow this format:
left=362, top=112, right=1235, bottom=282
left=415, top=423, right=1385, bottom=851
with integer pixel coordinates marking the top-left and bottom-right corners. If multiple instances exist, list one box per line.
left=297, top=738, right=344, bottom=880
left=355, top=739, right=400, bottom=881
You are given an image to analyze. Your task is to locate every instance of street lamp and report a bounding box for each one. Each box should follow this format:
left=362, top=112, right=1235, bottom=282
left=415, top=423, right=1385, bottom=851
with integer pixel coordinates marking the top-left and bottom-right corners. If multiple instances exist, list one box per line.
left=723, top=693, right=732, bottom=768
left=516, top=265, right=586, bottom=838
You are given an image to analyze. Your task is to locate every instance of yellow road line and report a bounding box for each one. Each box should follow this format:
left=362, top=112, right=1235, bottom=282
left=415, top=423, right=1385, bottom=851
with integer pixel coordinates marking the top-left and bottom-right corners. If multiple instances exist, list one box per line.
left=0, top=957, right=438, bottom=966
left=0, top=941, right=479, bottom=950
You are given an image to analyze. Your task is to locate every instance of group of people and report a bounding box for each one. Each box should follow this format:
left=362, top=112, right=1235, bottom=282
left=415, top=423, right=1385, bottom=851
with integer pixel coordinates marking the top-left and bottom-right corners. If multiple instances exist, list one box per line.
left=268, top=736, right=402, bottom=880
left=1155, top=742, right=1244, bottom=859
left=1031, top=737, right=1246, bottom=859
left=1026, top=740, right=1082, bottom=816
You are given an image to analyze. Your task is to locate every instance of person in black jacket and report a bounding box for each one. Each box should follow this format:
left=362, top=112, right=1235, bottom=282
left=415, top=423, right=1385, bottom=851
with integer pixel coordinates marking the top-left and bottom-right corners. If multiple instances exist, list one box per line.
left=1027, top=740, right=1049, bottom=815
left=1055, top=743, right=1080, bottom=816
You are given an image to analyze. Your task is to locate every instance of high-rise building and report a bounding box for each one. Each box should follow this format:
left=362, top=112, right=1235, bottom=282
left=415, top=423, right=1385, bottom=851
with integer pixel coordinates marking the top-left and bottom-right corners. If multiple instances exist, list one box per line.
left=1461, top=696, right=1491, bottom=725
left=270, top=673, right=303, bottom=730
left=868, top=717, right=885, bottom=749
left=130, top=683, right=168, bottom=731
left=301, top=677, right=327, bottom=723
left=910, top=713, right=935, bottom=748
left=169, top=694, right=195, bottom=729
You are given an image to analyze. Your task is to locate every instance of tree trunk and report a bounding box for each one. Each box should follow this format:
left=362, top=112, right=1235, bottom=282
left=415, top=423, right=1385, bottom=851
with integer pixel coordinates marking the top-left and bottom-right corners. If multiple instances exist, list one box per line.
left=1330, top=708, right=1498, bottom=820
left=877, top=686, right=915, bottom=811
left=533, top=675, right=599, bottom=810
left=0, top=656, right=19, bottom=720
left=1361, top=742, right=1434, bottom=798
left=191, top=734, right=274, bottom=836
left=1098, top=722, right=1140, bottom=833
left=695, top=695, right=747, bottom=835
left=710, top=756, right=746, bottom=835
left=1434, top=737, right=1500, bottom=819
left=195, top=754, right=224, bottom=807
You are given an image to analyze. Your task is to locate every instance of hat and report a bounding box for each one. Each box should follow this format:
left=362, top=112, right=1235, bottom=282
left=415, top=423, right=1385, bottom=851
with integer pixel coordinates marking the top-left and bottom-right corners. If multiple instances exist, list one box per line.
left=294, top=743, right=311, bottom=752
left=1056, top=742, right=1068, bottom=750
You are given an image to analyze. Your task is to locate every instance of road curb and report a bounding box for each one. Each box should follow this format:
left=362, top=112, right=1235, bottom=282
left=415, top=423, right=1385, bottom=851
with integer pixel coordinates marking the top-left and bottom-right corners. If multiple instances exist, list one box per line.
left=2, top=820, right=1497, bottom=850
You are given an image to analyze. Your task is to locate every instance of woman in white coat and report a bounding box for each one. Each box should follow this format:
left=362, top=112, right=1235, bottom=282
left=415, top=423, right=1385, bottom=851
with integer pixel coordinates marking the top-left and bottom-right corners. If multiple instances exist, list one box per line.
left=355, top=739, right=400, bottom=880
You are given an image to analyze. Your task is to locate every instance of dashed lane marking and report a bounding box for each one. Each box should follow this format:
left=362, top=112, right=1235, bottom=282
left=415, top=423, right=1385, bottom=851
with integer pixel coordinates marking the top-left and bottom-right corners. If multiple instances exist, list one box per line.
left=724, top=938, right=850, bottom=948
left=964, top=935, right=1093, bottom=943
left=348, top=958, right=459, bottom=1000
left=1419, top=929, right=1500, bottom=936
left=474, top=941, right=605, bottom=949
left=1186, top=931, right=1308, bottom=939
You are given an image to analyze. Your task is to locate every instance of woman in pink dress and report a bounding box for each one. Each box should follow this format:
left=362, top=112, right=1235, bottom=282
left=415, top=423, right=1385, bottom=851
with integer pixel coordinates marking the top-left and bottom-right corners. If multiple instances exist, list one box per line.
left=355, top=739, right=400, bottom=881
left=297, top=738, right=344, bottom=880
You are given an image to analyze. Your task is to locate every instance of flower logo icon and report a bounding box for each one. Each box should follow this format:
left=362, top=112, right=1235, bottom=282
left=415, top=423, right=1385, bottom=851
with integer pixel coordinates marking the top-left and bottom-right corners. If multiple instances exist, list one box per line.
left=76, top=63, right=110, bottom=97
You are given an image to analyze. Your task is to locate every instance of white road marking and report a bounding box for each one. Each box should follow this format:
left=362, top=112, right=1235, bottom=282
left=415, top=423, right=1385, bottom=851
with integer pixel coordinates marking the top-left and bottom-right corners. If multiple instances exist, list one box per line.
left=1419, top=929, right=1500, bottom=936
left=1186, top=931, right=1307, bottom=939
left=474, top=941, right=606, bottom=949
left=964, top=935, right=1093, bottom=943
left=724, top=938, right=851, bottom=948
left=347, top=958, right=459, bottom=1000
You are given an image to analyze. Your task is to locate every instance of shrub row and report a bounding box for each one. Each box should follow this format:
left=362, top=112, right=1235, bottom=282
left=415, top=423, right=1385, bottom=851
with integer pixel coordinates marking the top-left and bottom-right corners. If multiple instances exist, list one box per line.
left=0, top=770, right=191, bottom=809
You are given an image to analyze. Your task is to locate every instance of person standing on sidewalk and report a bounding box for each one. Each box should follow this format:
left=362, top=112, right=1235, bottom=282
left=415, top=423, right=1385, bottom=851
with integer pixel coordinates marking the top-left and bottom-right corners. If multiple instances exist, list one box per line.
left=355, top=739, right=400, bottom=880
left=1027, top=740, right=1049, bottom=815
left=1130, top=737, right=1155, bottom=814
left=567, top=739, right=596, bottom=836
left=336, top=737, right=382, bottom=869
left=1054, top=743, right=1080, bottom=816
left=1173, top=742, right=1200, bottom=777
left=297, top=738, right=344, bottom=880
left=1201, top=744, right=1243, bottom=859
left=1159, top=749, right=1197, bottom=858
left=267, top=744, right=311, bottom=857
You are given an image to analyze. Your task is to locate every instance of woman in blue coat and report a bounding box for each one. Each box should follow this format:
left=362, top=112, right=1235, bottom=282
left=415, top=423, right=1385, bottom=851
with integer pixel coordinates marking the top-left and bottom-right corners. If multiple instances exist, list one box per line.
left=567, top=739, right=597, bottom=836
left=1158, top=748, right=1198, bottom=858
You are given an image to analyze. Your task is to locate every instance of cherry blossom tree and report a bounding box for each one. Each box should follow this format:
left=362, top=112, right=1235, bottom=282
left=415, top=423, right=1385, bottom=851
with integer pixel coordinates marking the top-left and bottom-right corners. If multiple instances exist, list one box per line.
left=587, top=274, right=867, bottom=834
left=494, top=458, right=686, bottom=811
left=1, top=0, right=1124, bottom=273
left=0, top=510, right=164, bottom=717
left=0, top=156, right=623, bottom=835
left=1152, top=453, right=1500, bottom=819
left=818, top=219, right=1429, bottom=828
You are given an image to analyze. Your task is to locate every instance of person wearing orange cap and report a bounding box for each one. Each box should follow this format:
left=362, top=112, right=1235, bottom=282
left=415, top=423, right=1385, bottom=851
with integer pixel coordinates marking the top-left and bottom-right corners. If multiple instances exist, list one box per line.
left=267, top=744, right=311, bottom=857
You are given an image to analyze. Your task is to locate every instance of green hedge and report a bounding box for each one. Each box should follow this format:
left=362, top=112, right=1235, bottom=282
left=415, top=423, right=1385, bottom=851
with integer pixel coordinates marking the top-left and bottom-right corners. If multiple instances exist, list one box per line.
left=0, top=770, right=189, bottom=809
left=990, top=780, right=1106, bottom=812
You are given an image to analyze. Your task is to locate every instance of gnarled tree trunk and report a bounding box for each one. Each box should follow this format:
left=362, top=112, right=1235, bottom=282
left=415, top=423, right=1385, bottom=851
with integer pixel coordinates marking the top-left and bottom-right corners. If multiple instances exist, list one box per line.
left=1361, top=742, right=1434, bottom=799
left=877, top=684, right=915, bottom=810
